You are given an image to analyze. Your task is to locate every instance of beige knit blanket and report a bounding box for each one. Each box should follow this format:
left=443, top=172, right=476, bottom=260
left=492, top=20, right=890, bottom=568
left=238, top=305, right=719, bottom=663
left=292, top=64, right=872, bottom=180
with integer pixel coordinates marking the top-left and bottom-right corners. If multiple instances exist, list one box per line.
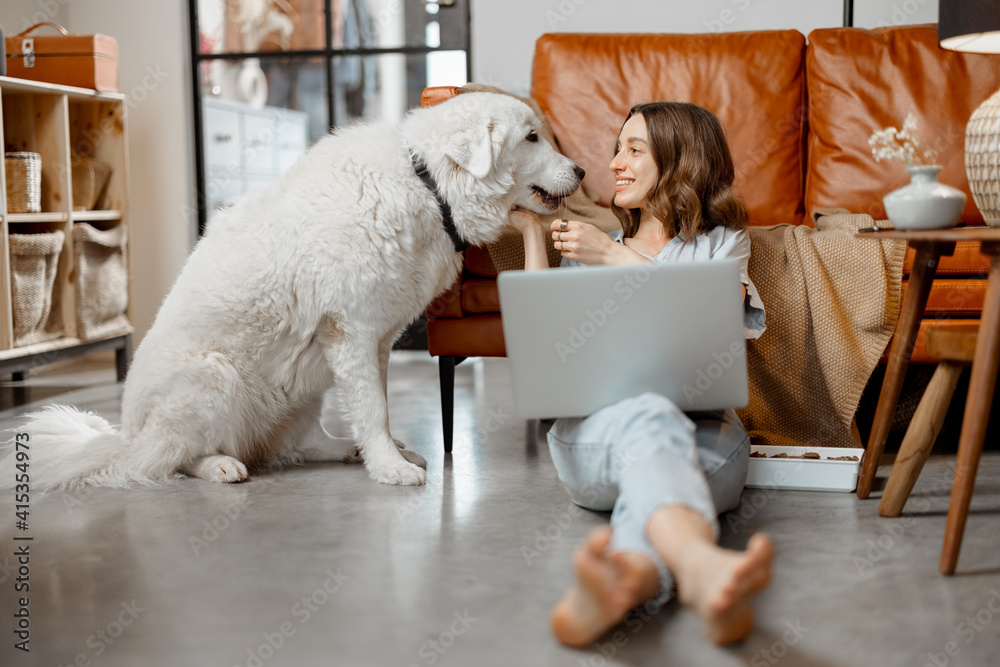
left=736, top=210, right=906, bottom=448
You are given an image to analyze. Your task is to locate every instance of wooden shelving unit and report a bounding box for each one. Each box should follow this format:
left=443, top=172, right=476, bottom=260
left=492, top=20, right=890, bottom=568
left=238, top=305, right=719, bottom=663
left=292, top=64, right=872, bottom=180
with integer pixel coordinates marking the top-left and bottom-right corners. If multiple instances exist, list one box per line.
left=0, top=75, right=132, bottom=381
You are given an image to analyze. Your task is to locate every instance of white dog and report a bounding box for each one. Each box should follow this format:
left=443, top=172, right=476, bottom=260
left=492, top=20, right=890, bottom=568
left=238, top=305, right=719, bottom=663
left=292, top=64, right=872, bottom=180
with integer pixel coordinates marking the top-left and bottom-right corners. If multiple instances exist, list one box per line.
left=5, top=92, right=583, bottom=490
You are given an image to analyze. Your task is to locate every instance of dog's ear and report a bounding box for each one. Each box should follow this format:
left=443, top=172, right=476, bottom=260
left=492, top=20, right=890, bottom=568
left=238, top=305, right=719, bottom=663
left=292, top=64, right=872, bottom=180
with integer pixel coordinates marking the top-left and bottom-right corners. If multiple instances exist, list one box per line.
left=445, top=121, right=496, bottom=180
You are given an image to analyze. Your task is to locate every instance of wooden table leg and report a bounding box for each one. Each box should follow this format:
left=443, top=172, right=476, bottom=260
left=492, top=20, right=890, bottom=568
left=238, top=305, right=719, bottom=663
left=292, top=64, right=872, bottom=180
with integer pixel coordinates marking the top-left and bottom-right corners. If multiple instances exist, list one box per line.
left=879, top=360, right=963, bottom=517
left=858, top=241, right=945, bottom=499
left=940, top=250, right=1000, bottom=574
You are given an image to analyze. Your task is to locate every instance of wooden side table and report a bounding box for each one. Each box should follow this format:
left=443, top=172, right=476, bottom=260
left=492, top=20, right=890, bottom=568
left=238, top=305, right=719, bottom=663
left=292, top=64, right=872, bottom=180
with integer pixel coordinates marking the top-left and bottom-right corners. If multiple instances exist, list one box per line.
left=855, top=226, right=1000, bottom=574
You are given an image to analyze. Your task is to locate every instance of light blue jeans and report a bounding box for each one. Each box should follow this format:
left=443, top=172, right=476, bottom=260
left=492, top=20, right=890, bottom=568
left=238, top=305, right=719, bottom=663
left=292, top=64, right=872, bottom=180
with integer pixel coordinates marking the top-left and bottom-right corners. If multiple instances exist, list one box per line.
left=546, top=392, right=750, bottom=607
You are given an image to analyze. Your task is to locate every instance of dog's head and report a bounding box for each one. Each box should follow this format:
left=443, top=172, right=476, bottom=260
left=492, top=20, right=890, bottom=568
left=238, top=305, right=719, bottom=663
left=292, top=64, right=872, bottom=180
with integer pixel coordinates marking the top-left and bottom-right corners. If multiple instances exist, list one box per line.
left=406, top=92, right=585, bottom=227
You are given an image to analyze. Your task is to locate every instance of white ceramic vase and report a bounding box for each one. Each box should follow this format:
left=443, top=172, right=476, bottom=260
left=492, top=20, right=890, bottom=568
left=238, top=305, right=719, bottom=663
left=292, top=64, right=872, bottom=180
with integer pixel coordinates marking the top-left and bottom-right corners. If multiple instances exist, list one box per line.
left=883, top=165, right=966, bottom=230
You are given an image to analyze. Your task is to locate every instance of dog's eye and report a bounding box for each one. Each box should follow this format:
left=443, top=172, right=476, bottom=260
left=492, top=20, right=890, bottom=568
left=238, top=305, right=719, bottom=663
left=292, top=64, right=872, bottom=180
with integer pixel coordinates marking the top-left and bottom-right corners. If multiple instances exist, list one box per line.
left=526, top=131, right=539, bottom=143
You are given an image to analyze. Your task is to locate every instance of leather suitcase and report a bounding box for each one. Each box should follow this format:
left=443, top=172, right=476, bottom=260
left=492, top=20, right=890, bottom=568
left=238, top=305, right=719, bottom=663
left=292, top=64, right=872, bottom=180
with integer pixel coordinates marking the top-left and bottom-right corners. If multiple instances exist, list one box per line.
left=5, top=22, right=118, bottom=92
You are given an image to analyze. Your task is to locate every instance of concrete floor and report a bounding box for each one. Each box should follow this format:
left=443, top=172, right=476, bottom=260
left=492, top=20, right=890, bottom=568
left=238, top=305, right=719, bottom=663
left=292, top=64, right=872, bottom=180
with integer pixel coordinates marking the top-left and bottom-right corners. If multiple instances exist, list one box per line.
left=0, top=352, right=998, bottom=667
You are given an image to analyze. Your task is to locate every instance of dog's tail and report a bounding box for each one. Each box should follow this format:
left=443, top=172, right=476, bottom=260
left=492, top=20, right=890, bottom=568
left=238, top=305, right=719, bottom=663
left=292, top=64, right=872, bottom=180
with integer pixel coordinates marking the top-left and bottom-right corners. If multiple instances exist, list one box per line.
left=0, top=405, right=149, bottom=492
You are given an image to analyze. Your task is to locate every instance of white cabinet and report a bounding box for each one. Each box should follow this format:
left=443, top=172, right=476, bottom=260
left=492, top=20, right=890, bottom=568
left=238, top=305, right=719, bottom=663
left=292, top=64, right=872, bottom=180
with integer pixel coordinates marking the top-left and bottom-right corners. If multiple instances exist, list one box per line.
left=201, top=98, right=309, bottom=215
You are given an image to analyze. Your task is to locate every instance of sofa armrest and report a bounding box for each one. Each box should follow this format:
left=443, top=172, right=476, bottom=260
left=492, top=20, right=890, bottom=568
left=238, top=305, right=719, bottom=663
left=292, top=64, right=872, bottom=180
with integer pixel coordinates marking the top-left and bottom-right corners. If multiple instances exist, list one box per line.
left=421, top=86, right=463, bottom=109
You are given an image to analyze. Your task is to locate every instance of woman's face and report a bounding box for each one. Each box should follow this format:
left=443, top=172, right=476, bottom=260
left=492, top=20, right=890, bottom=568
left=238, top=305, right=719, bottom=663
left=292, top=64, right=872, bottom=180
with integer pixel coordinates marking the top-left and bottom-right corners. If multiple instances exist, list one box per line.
left=610, top=113, right=658, bottom=211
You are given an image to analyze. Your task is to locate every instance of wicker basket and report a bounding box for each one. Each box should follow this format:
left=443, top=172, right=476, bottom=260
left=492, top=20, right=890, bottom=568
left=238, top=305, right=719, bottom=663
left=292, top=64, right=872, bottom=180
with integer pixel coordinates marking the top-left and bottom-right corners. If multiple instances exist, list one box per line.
left=73, top=222, right=129, bottom=339
left=5, top=152, right=42, bottom=214
left=9, top=229, right=65, bottom=346
left=71, top=153, right=112, bottom=211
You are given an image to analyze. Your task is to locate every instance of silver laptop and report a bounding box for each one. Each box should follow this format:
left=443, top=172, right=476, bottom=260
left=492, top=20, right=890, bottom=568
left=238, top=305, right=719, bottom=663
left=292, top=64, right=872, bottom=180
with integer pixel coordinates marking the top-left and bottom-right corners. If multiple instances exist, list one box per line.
left=498, top=260, right=749, bottom=419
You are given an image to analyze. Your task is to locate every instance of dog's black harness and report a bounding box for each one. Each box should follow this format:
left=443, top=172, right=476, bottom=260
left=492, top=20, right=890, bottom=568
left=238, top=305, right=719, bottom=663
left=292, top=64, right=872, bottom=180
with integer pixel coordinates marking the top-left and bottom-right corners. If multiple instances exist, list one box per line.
left=411, top=155, right=470, bottom=253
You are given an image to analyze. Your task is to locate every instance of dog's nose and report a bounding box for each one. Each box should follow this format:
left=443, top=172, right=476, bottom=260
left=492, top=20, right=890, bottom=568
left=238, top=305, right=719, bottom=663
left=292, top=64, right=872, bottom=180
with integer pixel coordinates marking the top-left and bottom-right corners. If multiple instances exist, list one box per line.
left=573, top=164, right=586, bottom=181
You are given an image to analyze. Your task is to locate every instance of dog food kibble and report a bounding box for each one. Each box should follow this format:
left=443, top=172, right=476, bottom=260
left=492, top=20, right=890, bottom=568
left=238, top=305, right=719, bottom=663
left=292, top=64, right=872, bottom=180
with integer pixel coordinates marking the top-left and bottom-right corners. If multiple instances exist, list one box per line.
left=749, top=451, right=860, bottom=461
left=766, top=453, right=821, bottom=459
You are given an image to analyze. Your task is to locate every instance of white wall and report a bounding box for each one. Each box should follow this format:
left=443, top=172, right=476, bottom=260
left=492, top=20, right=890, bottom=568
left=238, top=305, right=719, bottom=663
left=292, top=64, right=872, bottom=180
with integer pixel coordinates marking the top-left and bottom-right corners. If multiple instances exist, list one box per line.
left=0, top=0, right=69, bottom=36
left=470, top=0, right=940, bottom=96
left=65, top=1, right=195, bottom=346
left=856, top=0, right=938, bottom=29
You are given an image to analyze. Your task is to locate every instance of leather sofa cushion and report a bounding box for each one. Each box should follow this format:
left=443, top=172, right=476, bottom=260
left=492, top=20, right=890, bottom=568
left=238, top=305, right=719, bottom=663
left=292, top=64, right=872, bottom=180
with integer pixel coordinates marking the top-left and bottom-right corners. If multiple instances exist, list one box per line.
left=451, top=274, right=991, bottom=316
left=426, top=279, right=463, bottom=319
left=805, top=25, right=1000, bottom=224
left=430, top=290, right=980, bottom=362
left=885, top=318, right=982, bottom=364
left=903, top=241, right=992, bottom=276
left=462, top=279, right=501, bottom=314
left=464, top=246, right=498, bottom=278
left=427, top=315, right=507, bottom=358
left=771, top=232, right=991, bottom=276
left=531, top=31, right=807, bottom=227
left=902, top=279, right=987, bottom=315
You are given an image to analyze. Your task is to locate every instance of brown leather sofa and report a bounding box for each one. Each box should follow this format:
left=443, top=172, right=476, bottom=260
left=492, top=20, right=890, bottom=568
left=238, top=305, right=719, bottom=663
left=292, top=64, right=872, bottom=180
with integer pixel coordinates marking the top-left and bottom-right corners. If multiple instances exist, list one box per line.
left=423, top=25, right=1000, bottom=452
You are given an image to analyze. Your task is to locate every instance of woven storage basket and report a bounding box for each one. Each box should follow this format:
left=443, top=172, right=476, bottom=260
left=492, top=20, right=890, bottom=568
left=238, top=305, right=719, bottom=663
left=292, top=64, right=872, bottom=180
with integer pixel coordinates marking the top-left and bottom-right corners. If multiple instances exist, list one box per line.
left=5, top=152, right=42, bottom=214
left=71, top=153, right=112, bottom=211
left=72, top=222, right=128, bottom=339
left=9, top=229, right=65, bottom=346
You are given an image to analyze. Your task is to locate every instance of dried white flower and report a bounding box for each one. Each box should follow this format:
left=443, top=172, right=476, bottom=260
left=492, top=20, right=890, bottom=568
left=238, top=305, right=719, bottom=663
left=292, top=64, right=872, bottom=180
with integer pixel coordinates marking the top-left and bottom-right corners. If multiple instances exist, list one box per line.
left=868, top=114, right=938, bottom=167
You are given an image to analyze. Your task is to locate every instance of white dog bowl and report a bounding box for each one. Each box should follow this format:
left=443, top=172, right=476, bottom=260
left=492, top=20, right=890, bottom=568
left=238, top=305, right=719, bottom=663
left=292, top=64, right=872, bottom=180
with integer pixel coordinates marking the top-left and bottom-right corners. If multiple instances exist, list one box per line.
left=746, top=445, right=863, bottom=492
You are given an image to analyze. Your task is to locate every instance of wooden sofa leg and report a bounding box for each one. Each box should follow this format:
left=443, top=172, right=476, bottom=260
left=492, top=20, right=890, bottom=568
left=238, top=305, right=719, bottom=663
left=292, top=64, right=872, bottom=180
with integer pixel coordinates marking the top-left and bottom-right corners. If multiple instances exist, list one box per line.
left=439, top=356, right=466, bottom=454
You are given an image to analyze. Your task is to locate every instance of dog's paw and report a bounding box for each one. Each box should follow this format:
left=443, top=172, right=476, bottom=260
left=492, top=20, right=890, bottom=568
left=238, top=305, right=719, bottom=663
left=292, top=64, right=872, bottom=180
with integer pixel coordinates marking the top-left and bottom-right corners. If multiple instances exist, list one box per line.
left=185, top=455, right=248, bottom=483
left=369, top=460, right=426, bottom=486
left=399, top=448, right=427, bottom=469
left=212, top=457, right=248, bottom=483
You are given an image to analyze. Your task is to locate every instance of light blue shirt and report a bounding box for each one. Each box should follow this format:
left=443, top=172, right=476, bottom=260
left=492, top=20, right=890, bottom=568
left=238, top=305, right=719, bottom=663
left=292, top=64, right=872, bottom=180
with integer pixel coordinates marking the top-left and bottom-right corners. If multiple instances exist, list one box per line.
left=561, top=226, right=766, bottom=340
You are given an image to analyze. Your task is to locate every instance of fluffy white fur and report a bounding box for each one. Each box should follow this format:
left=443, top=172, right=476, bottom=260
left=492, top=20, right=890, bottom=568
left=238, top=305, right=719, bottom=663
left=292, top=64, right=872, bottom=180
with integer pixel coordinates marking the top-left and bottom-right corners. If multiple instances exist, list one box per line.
left=1, top=92, right=582, bottom=490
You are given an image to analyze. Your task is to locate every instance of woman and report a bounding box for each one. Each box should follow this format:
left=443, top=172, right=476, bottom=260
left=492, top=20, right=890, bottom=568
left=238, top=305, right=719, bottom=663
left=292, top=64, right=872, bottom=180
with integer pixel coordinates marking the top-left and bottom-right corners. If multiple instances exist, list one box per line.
left=507, top=102, right=773, bottom=647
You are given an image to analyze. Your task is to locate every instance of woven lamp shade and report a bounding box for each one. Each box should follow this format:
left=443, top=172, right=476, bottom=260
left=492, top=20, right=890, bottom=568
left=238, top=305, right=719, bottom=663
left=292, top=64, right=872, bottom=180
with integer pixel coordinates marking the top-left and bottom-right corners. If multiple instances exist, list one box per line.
left=940, top=0, right=1000, bottom=226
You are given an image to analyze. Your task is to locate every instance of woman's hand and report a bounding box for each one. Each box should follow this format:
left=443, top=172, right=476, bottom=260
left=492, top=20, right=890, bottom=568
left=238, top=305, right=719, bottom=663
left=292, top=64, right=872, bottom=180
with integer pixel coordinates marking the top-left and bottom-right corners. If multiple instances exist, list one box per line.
left=508, top=209, right=549, bottom=271
left=507, top=209, right=544, bottom=235
left=551, top=219, right=646, bottom=265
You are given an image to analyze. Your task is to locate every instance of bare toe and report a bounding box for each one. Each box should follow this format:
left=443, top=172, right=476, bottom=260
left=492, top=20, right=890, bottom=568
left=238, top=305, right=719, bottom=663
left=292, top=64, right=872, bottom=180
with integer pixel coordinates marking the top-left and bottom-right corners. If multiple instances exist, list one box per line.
left=586, top=526, right=613, bottom=555
left=683, top=534, right=774, bottom=646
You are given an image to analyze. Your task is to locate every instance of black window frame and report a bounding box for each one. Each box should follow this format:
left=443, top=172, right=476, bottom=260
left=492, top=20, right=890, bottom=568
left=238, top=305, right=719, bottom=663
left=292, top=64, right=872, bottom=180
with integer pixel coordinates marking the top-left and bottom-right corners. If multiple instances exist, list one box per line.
left=186, top=0, right=472, bottom=235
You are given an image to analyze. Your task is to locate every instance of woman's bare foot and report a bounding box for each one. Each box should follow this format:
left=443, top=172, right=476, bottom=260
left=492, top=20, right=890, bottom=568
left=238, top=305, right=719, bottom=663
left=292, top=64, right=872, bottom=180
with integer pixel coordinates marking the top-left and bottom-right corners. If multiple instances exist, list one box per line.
left=674, top=533, right=774, bottom=645
left=550, top=527, right=661, bottom=648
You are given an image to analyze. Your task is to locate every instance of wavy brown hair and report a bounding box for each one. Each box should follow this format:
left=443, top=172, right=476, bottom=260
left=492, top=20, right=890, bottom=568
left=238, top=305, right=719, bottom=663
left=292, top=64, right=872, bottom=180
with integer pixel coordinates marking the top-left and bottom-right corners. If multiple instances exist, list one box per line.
left=612, top=102, right=748, bottom=241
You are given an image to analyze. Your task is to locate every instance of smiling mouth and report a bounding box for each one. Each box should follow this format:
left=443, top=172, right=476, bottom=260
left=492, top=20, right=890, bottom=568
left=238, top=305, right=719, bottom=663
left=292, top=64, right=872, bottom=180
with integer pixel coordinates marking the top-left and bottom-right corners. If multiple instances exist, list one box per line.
left=531, top=185, right=570, bottom=209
